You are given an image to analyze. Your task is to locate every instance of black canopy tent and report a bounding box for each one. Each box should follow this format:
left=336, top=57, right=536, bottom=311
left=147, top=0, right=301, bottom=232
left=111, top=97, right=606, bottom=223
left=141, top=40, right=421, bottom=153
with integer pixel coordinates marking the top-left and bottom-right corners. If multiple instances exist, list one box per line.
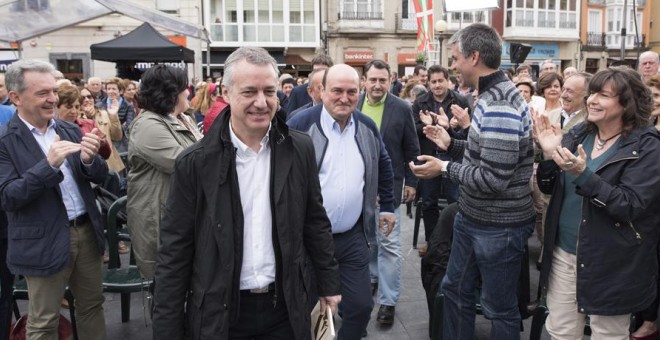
left=90, top=22, right=194, bottom=79
left=90, top=22, right=194, bottom=63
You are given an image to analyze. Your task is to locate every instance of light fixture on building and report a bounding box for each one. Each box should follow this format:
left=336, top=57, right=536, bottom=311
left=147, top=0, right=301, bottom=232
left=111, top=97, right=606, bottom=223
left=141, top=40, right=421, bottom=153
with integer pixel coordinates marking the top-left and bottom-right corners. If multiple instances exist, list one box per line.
left=435, top=19, right=447, bottom=67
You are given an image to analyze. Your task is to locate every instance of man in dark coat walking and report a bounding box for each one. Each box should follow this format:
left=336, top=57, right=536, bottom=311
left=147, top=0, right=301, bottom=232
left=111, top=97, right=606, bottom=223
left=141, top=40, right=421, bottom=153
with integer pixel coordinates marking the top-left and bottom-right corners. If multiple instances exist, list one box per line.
left=153, top=47, right=341, bottom=340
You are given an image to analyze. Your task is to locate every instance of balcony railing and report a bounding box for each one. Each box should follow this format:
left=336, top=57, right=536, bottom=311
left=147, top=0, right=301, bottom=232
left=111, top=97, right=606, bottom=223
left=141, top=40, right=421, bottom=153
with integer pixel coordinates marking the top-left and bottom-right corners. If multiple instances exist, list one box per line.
left=515, top=18, right=534, bottom=27
left=396, top=12, right=418, bottom=30
left=339, top=11, right=383, bottom=20
left=586, top=32, right=606, bottom=48
left=559, top=20, right=577, bottom=29
left=605, top=33, right=646, bottom=49
left=538, top=19, right=556, bottom=28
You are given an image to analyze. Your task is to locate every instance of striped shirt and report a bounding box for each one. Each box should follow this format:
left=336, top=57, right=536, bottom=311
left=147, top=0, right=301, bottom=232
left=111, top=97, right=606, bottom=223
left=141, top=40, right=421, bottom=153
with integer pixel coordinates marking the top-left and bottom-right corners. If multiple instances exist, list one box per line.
left=445, top=70, right=535, bottom=227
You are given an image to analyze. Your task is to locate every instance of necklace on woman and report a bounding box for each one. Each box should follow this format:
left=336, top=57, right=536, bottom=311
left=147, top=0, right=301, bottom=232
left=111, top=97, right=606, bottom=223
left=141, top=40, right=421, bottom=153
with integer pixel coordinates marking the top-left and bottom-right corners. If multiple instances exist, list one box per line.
left=595, top=131, right=621, bottom=150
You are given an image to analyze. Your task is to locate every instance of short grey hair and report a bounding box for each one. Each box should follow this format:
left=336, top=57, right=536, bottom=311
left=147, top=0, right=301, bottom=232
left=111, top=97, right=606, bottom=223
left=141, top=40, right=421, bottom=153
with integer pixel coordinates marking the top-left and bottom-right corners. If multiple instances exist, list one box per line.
left=5, top=59, right=56, bottom=93
left=410, top=84, right=428, bottom=99
left=448, top=23, right=502, bottom=70
left=640, top=51, right=659, bottom=63
left=222, top=47, right=279, bottom=88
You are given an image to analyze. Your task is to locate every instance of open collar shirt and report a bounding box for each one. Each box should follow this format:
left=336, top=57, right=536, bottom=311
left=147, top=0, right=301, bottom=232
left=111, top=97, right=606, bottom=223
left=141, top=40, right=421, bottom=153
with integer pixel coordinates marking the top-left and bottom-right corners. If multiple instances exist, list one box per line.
left=318, top=107, right=365, bottom=234
left=229, top=122, right=276, bottom=290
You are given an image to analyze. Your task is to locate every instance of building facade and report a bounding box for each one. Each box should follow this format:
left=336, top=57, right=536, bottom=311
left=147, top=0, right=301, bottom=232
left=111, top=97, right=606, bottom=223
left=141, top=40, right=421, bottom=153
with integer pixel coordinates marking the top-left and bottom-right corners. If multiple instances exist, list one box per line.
left=581, top=0, right=650, bottom=73
left=489, top=0, right=581, bottom=77
left=2, top=0, right=653, bottom=82
left=202, top=0, right=322, bottom=78
left=1, top=0, right=203, bottom=81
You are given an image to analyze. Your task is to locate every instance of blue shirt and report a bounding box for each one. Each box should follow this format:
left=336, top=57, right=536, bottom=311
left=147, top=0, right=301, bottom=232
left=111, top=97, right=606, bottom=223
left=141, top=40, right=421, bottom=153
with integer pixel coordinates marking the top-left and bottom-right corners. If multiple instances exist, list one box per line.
left=318, top=107, right=365, bottom=233
left=17, top=117, right=87, bottom=220
left=0, top=105, right=14, bottom=125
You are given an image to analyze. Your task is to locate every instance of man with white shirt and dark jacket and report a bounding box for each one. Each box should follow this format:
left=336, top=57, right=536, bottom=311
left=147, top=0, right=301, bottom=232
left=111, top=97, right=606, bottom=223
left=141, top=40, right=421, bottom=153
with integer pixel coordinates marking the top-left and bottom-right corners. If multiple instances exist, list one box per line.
left=153, top=47, right=341, bottom=340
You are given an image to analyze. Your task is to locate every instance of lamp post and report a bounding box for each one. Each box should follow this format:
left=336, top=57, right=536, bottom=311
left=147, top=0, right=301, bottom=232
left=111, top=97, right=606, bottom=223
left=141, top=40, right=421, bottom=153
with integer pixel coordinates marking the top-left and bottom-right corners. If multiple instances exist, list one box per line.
left=435, top=19, right=447, bottom=67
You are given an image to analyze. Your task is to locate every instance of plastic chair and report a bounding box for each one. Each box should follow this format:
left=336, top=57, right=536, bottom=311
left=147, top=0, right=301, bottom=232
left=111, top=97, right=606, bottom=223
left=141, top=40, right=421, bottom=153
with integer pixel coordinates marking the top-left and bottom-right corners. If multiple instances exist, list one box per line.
left=102, top=196, right=152, bottom=323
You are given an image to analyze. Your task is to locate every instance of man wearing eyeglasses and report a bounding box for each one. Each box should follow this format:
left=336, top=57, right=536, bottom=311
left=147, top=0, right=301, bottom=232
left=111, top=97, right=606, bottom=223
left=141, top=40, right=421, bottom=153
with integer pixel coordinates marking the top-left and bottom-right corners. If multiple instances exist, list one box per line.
left=357, top=59, right=420, bottom=326
left=559, top=73, right=592, bottom=133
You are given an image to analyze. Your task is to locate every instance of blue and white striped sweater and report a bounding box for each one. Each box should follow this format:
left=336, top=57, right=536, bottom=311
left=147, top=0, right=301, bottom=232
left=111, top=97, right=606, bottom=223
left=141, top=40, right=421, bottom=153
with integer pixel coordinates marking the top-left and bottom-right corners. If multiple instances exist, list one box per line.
left=446, top=70, right=535, bottom=227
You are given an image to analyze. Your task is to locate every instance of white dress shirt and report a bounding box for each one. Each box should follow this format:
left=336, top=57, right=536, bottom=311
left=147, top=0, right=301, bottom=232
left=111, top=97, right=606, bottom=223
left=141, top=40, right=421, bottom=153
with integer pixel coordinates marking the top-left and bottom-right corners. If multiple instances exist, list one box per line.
left=318, top=107, right=365, bottom=234
left=229, top=122, right=276, bottom=290
left=19, top=117, right=87, bottom=220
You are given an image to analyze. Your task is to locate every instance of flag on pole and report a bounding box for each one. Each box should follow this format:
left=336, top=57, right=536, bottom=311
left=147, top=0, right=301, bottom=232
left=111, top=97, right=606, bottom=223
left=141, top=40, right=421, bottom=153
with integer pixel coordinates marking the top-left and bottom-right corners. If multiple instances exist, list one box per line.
left=413, top=0, right=434, bottom=52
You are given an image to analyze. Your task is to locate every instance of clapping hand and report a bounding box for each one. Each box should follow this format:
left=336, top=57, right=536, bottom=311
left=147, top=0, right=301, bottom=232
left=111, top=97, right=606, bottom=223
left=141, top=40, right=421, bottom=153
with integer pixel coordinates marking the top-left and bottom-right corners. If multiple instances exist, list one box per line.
left=80, top=128, right=102, bottom=164
left=450, top=104, right=470, bottom=129
left=47, top=134, right=81, bottom=168
left=107, top=98, right=119, bottom=116
left=419, top=108, right=449, bottom=129
left=553, top=144, right=587, bottom=176
left=422, top=124, right=451, bottom=151
left=534, top=114, right=563, bottom=159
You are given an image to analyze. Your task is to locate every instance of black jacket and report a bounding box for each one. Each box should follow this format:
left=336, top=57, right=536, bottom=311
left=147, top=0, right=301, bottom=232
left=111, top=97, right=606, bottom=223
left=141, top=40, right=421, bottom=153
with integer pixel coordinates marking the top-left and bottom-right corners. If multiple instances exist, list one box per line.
left=411, top=90, right=469, bottom=156
left=390, top=80, right=403, bottom=97
left=538, top=123, right=660, bottom=315
left=152, top=107, right=340, bottom=339
left=357, top=94, right=420, bottom=206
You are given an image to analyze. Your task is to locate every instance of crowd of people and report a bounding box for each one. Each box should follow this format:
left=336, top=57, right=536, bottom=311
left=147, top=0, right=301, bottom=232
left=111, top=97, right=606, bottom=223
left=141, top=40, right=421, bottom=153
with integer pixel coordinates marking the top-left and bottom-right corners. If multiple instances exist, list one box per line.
left=0, top=22, right=659, bottom=340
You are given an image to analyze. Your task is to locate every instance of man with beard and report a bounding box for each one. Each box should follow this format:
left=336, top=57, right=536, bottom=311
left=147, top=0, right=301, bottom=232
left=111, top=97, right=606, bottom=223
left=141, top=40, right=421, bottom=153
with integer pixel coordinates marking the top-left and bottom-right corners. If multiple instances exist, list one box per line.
left=411, top=65, right=469, bottom=248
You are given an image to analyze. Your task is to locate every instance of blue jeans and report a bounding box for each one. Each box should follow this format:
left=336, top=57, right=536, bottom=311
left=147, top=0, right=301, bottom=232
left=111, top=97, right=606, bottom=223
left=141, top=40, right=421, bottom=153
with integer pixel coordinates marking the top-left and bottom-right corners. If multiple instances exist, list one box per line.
left=441, top=212, right=533, bottom=340
left=368, top=208, right=402, bottom=306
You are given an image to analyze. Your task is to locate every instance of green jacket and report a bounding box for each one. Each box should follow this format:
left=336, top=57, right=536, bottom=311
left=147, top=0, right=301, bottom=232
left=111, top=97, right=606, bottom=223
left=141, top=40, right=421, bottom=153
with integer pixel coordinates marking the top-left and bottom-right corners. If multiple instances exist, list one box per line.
left=127, top=110, right=198, bottom=278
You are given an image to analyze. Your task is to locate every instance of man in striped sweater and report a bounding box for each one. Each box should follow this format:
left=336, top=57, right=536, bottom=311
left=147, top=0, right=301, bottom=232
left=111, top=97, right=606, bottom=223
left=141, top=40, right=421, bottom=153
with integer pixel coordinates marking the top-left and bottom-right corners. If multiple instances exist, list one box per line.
left=410, top=23, right=535, bottom=340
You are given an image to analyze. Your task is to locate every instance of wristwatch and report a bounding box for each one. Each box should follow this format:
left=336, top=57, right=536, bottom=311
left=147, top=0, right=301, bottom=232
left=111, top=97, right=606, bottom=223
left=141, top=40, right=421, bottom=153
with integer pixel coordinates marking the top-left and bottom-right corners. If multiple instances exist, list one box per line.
left=441, top=161, right=449, bottom=173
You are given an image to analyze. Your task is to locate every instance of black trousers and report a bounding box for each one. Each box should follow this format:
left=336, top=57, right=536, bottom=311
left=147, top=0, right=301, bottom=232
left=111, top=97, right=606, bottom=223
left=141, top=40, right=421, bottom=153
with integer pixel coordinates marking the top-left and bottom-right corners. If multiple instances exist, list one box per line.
left=228, top=287, right=295, bottom=340
left=334, top=223, right=373, bottom=340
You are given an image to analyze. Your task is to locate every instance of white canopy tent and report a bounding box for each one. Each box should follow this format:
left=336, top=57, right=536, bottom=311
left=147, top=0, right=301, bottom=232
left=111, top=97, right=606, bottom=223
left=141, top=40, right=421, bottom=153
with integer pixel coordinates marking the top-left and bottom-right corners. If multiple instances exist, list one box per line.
left=0, top=0, right=208, bottom=44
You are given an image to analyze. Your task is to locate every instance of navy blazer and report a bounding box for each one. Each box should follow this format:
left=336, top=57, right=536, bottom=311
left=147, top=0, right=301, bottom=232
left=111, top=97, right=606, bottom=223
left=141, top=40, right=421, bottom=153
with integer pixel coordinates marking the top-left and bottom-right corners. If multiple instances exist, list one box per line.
left=358, top=94, right=420, bottom=206
left=287, top=83, right=312, bottom=114
left=0, top=114, right=108, bottom=276
left=286, top=101, right=314, bottom=122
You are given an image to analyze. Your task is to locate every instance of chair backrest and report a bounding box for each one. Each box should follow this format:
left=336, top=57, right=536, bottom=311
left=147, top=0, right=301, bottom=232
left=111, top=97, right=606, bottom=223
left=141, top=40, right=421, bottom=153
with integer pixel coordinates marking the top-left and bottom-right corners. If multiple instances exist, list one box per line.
left=101, top=170, right=121, bottom=197
left=106, top=196, right=128, bottom=270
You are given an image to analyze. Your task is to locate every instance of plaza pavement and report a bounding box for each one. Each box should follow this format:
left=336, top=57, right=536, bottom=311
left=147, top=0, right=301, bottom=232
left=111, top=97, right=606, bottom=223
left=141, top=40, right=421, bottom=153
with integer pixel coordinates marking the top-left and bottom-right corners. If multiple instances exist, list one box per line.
left=17, top=204, right=554, bottom=339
